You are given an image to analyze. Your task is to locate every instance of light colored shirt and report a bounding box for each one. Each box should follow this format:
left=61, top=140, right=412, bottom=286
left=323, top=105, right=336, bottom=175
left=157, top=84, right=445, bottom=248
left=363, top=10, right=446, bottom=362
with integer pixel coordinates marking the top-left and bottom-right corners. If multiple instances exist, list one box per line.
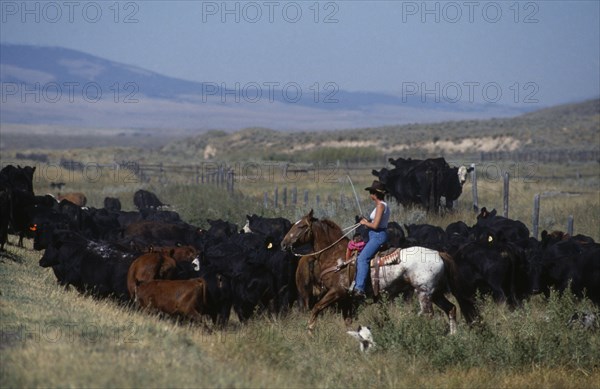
left=369, top=201, right=390, bottom=229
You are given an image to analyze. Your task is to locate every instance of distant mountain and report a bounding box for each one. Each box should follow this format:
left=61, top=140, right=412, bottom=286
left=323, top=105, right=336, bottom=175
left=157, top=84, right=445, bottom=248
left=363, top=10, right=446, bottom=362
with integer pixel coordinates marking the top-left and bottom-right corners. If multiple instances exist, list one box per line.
left=0, top=44, right=549, bottom=131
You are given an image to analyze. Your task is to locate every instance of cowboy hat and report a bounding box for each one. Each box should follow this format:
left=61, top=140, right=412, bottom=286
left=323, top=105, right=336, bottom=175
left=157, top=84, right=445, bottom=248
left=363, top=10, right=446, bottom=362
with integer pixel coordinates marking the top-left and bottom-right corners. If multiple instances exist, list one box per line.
left=364, top=180, right=387, bottom=193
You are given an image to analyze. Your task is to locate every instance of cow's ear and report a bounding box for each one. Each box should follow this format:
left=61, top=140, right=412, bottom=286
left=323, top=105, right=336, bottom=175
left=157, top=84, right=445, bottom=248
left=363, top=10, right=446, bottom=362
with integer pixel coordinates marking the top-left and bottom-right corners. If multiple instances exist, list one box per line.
left=467, top=166, right=474, bottom=173
left=541, top=230, right=548, bottom=240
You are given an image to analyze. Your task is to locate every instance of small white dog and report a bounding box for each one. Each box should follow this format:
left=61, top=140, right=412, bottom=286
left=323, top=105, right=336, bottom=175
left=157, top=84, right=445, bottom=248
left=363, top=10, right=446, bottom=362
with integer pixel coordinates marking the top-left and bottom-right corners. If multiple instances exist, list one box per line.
left=347, top=325, right=376, bottom=353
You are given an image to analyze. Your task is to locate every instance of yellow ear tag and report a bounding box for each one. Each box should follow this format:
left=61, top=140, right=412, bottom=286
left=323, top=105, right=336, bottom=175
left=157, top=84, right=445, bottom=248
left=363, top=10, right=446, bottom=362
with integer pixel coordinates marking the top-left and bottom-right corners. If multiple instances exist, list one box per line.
left=488, top=236, right=493, bottom=243
left=267, top=243, right=273, bottom=249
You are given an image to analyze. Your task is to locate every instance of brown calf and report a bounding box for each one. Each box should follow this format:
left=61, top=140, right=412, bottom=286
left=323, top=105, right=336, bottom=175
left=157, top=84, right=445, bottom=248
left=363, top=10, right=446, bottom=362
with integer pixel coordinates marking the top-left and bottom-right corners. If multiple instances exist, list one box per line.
left=57, top=192, right=87, bottom=207
left=127, top=252, right=177, bottom=298
left=136, top=278, right=208, bottom=322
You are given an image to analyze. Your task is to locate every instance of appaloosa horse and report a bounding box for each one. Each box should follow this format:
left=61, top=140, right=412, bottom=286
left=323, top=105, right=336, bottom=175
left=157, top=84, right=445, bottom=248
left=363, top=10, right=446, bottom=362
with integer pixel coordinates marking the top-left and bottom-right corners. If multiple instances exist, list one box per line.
left=282, top=210, right=470, bottom=334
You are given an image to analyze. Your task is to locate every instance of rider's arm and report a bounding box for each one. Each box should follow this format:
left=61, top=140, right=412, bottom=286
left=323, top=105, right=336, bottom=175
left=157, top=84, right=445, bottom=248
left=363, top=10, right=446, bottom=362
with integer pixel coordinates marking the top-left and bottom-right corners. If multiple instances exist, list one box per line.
left=360, top=203, right=384, bottom=230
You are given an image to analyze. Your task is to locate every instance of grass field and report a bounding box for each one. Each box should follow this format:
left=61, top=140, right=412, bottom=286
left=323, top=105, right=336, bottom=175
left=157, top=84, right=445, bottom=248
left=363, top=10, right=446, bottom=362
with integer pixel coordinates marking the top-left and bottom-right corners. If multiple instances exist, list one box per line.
left=1, top=156, right=600, bottom=388
left=1, top=237, right=599, bottom=388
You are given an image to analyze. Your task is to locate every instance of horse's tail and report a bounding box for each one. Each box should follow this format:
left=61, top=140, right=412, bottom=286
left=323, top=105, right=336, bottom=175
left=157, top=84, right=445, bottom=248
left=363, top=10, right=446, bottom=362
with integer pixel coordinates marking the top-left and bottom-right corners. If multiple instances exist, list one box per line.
left=439, top=251, right=479, bottom=325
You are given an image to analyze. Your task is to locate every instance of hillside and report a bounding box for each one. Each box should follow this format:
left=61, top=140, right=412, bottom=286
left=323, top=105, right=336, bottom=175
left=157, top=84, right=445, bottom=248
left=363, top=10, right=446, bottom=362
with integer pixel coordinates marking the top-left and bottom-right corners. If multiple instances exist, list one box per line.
left=1, top=43, right=532, bottom=131
left=160, top=99, right=600, bottom=162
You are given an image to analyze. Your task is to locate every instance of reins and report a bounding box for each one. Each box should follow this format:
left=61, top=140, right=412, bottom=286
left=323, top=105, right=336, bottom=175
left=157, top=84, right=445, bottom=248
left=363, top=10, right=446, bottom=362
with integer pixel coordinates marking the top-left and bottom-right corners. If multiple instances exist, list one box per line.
left=291, top=222, right=361, bottom=258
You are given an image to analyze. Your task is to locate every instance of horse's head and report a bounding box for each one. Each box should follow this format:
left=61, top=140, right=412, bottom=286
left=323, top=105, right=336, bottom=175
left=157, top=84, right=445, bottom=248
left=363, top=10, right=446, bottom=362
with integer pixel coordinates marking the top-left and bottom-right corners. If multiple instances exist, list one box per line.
left=281, top=209, right=316, bottom=251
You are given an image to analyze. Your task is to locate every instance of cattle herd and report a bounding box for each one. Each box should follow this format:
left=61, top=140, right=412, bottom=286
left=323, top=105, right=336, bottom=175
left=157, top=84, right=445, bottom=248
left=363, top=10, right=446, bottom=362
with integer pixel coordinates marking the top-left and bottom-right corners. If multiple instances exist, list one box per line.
left=372, top=157, right=473, bottom=212
left=1, top=163, right=599, bottom=330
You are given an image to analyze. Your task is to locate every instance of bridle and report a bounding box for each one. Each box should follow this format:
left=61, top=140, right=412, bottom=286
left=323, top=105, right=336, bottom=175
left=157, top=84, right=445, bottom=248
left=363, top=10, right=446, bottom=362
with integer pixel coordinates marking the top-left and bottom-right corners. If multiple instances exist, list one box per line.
left=289, top=221, right=361, bottom=258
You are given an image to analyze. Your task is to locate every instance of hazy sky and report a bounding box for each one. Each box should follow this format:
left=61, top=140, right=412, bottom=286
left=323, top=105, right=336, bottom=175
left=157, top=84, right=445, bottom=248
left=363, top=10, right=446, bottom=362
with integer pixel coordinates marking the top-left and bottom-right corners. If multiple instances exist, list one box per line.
left=1, top=0, right=599, bottom=107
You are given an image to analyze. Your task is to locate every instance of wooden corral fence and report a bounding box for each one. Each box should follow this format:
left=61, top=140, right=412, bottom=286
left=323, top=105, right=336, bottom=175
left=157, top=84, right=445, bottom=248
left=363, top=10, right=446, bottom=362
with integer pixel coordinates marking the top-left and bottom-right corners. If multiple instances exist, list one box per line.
left=56, top=160, right=236, bottom=194
left=470, top=164, right=581, bottom=239
left=17, top=157, right=595, bottom=235
left=258, top=163, right=589, bottom=238
left=479, top=149, right=599, bottom=163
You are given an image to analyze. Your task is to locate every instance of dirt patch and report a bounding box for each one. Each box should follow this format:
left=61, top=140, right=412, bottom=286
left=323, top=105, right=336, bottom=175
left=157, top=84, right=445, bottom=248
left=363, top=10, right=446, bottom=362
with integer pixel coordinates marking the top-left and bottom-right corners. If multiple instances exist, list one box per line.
left=386, top=136, right=522, bottom=154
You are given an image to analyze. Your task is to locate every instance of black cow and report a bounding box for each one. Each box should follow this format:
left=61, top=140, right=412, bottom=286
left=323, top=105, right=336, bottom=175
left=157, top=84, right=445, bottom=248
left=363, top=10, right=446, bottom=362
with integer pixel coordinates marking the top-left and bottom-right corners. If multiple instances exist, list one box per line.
left=204, top=219, right=239, bottom=242
left=531, top=230, right=600, bottom=305
left=372, top=167, right=421, bottom=208
left=133, top=189, right=167, bottom=210
left=243, top=214, right=292, bottom=244
left=103, top=197, right=122, bottom=212
left=140, top=208, right=181, bottom=224
left=1, top=165, right=37, bottom=247
left=39, top=229, right=137, bottom=301
left=197, top=229, right=294, bottom=322
left=472, top=207, right=530, bottom=248
left=450, top=231, right=533, bottom=311
left=386, top=221, right=407, bottom=248
left=123, top=220, right=204, bottom=248
left=0, top=165, right=35, bottom=193
left=373, top=157, right=472, bottom=212
left=445, top=220, right=472, bottom=255
left=0, top=188, right=9, bottom=250
left=200, top=232, right=277, bottom=321
left=404, top=223, right=447, bottom=250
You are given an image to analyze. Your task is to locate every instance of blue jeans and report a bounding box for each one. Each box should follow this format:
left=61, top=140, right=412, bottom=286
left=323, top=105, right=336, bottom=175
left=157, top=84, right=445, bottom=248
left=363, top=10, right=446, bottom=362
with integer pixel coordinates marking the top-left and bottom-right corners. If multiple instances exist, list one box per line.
left=355, top=229, right=387, bottom=293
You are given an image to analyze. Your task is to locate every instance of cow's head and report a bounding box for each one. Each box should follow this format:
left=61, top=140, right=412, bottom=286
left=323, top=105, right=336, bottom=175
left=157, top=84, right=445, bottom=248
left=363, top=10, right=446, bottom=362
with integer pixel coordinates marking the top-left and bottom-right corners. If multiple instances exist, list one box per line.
left=457, top=166, right=474, bottom=185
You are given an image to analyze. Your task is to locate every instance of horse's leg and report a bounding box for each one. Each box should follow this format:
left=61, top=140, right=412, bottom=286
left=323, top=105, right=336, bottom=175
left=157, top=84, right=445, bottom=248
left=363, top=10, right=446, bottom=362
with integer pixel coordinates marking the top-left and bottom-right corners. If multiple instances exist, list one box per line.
left=432, top=293, right=457, bottom=335
left=416, top=289, right=434, bottom=316
left=308, top=288, right=348, bottom=332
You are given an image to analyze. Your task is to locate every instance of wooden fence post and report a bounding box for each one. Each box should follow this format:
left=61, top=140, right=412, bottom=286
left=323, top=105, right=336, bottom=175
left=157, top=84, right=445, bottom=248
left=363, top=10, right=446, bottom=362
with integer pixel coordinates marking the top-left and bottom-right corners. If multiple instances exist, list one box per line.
left=292, top=186, right=297, bottom=207
left=532, top=194, right=540, bottom=239
left=227, top=169, right=234, bottom=194
left=503, top=172, right=510, bottom=218
left=263, top=192, right=269, bottom=209
left=304, top=190, right=308, bottom=207
left=567, top=215, right=574, bottom=236
left=282, top=186, right=287, bottom=208
left=274, top=186, right=279, bottom=208
left=471, top=163, right=478, bottom=212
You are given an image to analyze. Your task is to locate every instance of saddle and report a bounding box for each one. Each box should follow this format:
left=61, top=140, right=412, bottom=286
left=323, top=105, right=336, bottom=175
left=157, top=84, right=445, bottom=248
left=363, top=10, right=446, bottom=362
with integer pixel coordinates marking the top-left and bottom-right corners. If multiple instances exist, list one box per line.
left=371, top=247, right=398, bottom=296
left=322, top=246, right=401, bottom=297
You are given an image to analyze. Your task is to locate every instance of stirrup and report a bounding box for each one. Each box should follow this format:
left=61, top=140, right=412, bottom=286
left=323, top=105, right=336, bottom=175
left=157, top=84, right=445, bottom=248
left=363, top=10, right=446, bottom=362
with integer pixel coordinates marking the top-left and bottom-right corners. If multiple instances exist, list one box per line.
left=348, top=281, right=356, bottom=293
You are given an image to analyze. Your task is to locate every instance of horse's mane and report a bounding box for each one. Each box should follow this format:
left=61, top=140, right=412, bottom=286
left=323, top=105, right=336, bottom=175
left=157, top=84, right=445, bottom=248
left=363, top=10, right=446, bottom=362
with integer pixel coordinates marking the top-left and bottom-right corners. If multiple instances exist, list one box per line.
left=320, top=219, right=343, bottom=234
left=314, top=218, right=347, bottom=245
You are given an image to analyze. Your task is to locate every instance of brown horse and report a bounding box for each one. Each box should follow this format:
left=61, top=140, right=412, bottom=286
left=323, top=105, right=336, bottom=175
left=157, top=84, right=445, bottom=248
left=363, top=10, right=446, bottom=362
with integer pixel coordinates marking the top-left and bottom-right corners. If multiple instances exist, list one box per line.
left=281, top=209, right=355, bottom=331
left=283, top=210, right=476, bottom=334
